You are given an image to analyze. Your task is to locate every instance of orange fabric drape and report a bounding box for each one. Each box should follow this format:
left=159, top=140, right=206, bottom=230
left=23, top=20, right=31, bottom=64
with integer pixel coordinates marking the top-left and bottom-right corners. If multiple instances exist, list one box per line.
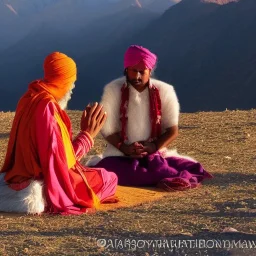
left=1, top=82, right=100, bottom=210
left=0, top=81, right=70, bottom=182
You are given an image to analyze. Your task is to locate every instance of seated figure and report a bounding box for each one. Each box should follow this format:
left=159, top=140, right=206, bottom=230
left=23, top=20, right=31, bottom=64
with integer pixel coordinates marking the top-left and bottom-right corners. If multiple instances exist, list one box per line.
left=0, top=52, right=118, bottom=214
left=90, top=45, right=213, bottom=191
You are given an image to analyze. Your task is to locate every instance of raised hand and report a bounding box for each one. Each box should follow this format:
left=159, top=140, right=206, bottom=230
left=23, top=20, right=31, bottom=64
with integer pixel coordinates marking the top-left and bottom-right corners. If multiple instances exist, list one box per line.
left=80, top=102, right=107, bottom=138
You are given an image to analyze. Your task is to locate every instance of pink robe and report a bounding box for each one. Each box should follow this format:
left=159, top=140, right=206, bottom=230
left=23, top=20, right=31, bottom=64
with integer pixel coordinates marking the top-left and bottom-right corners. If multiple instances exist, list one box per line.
left=6, top=101, right=118, bottom=215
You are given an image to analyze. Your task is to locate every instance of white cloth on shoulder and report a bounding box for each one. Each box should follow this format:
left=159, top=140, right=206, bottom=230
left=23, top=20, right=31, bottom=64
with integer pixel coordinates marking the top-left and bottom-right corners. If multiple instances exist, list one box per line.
left=85, top=77, right=196, bottom=166
left=100, top=77, right=180, bottom=157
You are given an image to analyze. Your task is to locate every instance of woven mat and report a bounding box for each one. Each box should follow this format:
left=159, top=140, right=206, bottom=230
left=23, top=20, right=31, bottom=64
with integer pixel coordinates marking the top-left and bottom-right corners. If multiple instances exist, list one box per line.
left=99, top=185, right=169, bottom=211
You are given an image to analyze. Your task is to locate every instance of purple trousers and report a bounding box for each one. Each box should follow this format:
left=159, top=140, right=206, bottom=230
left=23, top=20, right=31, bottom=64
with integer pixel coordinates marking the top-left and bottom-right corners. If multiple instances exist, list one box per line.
left=94, top=152, right=212, bottom=188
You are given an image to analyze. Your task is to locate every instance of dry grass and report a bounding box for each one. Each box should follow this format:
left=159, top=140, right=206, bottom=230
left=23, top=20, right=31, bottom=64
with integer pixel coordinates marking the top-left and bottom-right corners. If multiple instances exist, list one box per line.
left=0, top=109, right=255, bottom=256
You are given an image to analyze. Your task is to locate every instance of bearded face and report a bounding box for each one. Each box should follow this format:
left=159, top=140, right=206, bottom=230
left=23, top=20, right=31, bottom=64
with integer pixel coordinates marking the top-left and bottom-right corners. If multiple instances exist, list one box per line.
left=126, top=62, right=151, bottom=92
left=58, top=83, right=75, bottom=110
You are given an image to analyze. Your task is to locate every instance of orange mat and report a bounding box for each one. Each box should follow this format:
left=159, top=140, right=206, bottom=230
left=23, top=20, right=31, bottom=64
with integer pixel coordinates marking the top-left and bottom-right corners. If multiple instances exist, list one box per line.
left=99, top=186, right=169, bottom=211
left=0, top=187, right=170, bottom=216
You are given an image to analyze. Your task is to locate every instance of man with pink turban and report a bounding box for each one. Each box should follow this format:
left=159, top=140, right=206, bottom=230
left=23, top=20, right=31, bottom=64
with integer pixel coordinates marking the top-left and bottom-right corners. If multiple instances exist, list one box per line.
left=89, top=45, right=212, bottom=191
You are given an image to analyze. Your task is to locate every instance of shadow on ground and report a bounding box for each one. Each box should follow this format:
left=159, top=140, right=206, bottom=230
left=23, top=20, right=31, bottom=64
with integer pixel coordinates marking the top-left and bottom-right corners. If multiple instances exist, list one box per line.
left=0, top=133, right=10, bottom=139
left=0, top=229, right=255, bottom=255
left=203, top=172, right=256, bottom=186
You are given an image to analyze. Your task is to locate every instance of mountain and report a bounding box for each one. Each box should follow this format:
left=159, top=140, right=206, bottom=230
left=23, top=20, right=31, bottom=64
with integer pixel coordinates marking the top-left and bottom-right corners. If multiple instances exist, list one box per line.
left=69, top=0, right=256, bottom=112
left=0, top=0, right=173, bottom=53
left=202, top=0, right=238, bottom=4
left=0, top=5, right=158, bottom=111
left=146, top=0, right=182, bottom=13
left=0, top=0, right=60, bottom=52
left=0, top=1, right=21, bottom=52
left=1, top=0, right=61, bottom=16
left=0, top=1, right=113, bottom=52
left=141, top=0, right=255, bottom=112
left=1, top=0, right=255, bottom=112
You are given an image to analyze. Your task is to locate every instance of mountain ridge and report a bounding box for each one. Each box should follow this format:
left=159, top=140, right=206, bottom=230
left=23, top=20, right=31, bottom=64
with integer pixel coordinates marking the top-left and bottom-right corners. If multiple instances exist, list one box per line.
left=0, top=0, right=255, bottom=112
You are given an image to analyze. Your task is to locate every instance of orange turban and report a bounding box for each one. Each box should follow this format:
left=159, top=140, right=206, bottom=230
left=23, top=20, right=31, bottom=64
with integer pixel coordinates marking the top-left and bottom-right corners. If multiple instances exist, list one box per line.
left=39, top=52, right=77, bottom=101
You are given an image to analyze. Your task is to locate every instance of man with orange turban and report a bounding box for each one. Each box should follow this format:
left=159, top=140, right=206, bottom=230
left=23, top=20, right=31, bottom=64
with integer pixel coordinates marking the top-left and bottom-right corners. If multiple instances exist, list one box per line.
left=89, top=45, right=212, bottom=191
left=0, top=52, right=118, bottom=215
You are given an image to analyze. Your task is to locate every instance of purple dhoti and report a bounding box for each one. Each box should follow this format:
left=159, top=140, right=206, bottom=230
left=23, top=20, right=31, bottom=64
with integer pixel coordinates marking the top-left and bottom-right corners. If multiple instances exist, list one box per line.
left=94, top=152, right=212, bottom=190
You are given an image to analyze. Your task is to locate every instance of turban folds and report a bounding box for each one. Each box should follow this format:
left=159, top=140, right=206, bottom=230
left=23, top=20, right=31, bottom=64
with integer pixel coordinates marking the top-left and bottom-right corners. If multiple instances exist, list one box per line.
left=124, top=45, right=157, bottom=70
left=42, top=52, right=77, bottom=100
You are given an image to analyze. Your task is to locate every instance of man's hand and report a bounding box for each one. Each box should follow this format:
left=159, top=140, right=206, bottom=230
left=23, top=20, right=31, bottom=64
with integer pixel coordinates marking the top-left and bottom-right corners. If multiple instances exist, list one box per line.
left=141, top=141, right=157, bottom=155
left=80, top=102, right=107, bottom=138
left=120, top=142, right=148, bottom=158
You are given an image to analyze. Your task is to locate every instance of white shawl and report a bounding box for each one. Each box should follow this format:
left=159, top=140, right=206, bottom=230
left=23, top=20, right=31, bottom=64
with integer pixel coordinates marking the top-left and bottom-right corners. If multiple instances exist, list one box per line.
left=86, top=77, right=195, bottom=165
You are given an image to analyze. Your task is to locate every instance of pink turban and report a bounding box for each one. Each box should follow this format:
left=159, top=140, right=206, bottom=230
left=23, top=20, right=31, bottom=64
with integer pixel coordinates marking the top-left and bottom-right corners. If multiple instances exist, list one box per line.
left=124, top=45, right=157, bottom=70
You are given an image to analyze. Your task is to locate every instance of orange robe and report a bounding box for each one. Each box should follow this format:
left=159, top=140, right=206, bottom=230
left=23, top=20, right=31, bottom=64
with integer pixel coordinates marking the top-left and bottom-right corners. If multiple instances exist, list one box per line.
left=1, top=82, right=117, bottom=214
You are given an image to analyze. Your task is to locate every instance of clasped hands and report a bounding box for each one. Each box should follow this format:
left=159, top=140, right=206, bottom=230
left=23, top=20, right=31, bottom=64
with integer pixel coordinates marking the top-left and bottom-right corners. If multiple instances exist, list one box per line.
left=80, top=102, right=107, bottom=138
left=79, top=102, right=158, bottom=157
left=120, top=141, right=157, bottom=158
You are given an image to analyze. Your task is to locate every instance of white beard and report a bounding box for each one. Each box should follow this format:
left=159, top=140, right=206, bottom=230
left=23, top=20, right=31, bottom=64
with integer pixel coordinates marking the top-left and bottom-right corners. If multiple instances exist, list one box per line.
left=58, top=83, right=75, bottom=110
